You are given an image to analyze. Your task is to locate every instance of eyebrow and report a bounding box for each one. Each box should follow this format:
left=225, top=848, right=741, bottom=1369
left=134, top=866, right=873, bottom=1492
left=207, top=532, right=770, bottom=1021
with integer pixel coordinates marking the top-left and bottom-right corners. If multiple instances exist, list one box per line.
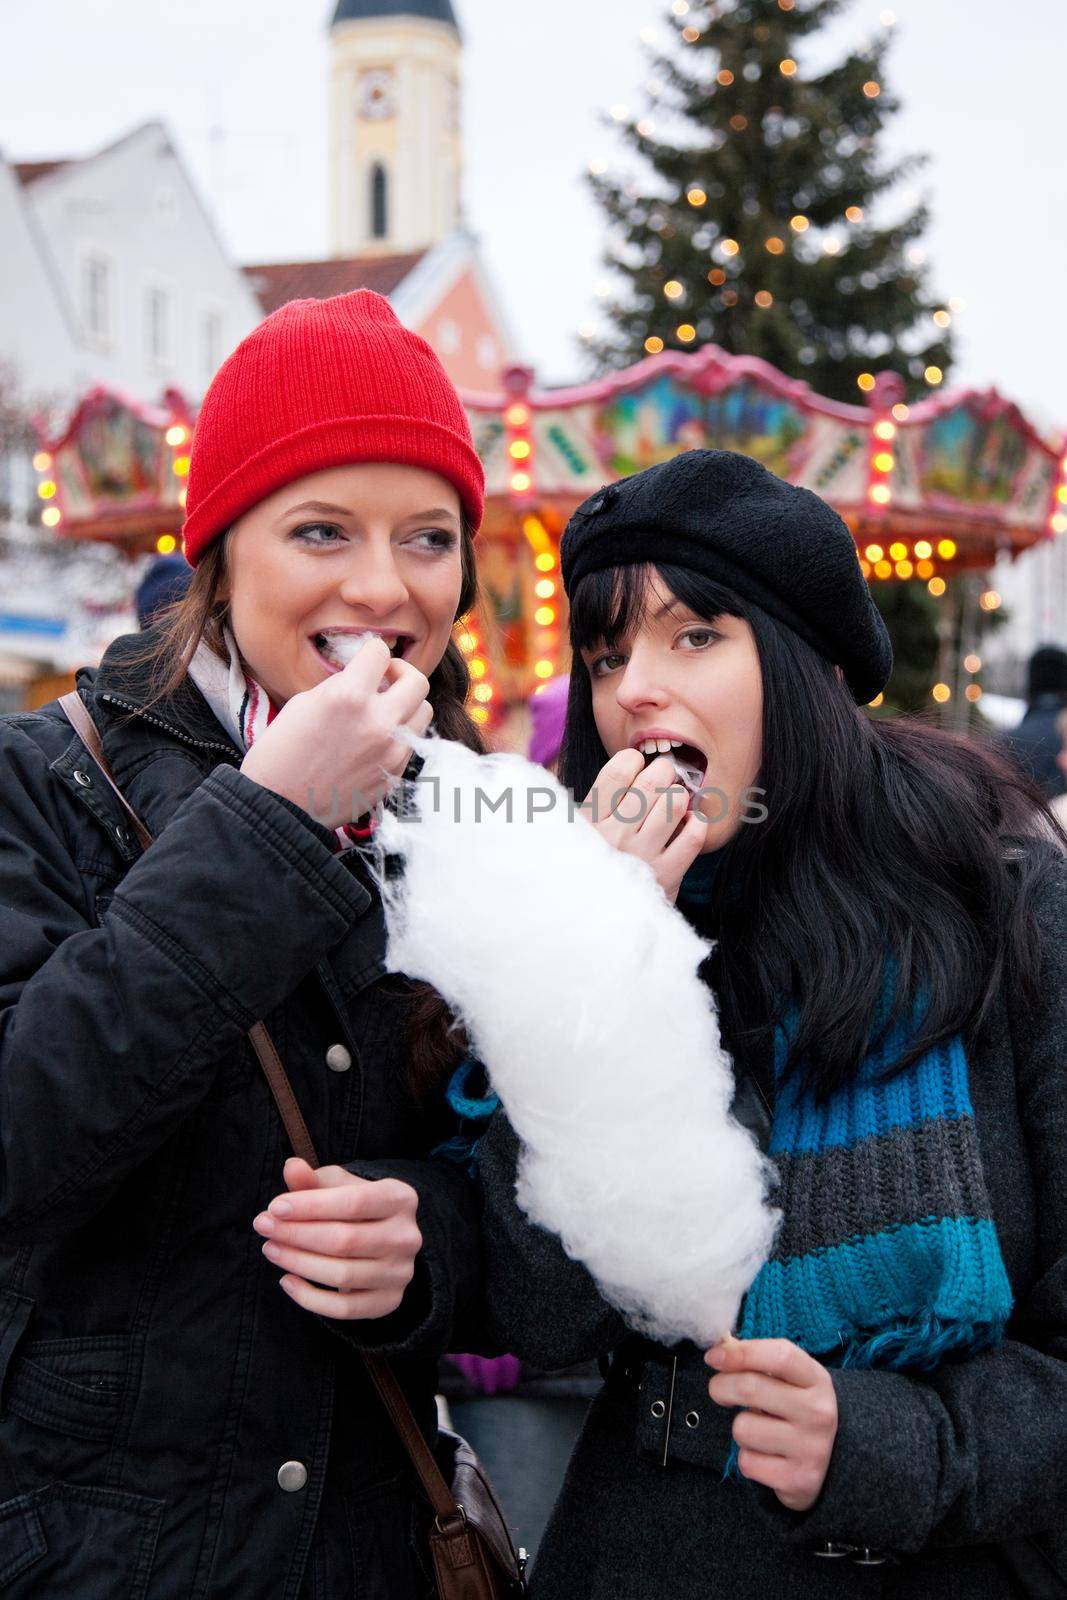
left=282, top=500, right=461, bottom=526
left=284, top=500, right=356, bottom=518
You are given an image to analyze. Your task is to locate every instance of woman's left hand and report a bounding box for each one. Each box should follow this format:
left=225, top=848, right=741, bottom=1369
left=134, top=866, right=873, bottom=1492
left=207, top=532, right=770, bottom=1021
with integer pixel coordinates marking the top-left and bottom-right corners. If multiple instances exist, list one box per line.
left=705, top=1336, right=838, bottom=1512
left=253, top=1157, right=422, bottom=1321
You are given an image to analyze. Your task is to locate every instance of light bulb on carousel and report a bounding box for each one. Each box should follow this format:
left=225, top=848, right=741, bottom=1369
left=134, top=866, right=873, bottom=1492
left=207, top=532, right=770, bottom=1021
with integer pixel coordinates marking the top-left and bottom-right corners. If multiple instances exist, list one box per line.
left=32, top=440, right=63, bottom=531
left=1048, top=448, right=1067, bottom=538
left=505, top=367, right=563, bottom=706
left=523, top=515, right=561, bottom=697
left=860, top=372, right=903, bottom=573
left=458, top=615, right=495, bottom=730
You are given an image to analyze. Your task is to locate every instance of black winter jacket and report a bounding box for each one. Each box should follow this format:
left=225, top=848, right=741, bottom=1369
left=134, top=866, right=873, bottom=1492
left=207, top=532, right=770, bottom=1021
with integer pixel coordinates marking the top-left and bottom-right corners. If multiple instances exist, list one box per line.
left=0, top=632, right=481, bottom=1599
left=478, top=844, right=1067, bottom=1600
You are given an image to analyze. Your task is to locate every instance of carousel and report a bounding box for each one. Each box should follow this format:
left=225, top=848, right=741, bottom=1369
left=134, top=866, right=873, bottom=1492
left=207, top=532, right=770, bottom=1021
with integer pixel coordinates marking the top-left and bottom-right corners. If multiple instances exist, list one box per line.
left=31, top=346, right=1067, bottom=729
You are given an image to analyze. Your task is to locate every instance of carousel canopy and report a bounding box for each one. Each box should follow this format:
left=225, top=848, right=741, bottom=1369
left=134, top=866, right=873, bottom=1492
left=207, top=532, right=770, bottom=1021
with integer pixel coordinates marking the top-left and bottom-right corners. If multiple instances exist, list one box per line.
left=33, top=342, right=1067, bottom=575
left=464, top=346, right=1067, bottom=572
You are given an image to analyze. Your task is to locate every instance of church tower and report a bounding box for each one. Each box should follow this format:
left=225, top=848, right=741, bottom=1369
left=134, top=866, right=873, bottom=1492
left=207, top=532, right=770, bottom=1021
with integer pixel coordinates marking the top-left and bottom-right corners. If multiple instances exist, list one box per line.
left=328, top=0, right=462, bottom=258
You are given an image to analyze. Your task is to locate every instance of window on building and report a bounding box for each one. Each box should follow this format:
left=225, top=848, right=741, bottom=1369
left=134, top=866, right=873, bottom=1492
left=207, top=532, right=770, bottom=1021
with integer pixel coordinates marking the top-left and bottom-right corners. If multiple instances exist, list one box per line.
left=146, top=288, right=170, bottom=364
left=437, top=319, right=461, bottom=355
left=84, top=256, right=111, bottom=339
left=370, top=164, right=388, bottom=240
left=203, top=311, right=223, bottom=379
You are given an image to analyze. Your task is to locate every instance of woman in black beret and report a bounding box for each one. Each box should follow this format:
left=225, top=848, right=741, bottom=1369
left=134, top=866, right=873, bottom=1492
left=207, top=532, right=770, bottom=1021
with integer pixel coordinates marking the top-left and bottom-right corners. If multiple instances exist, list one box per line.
left=476, top=450, right=1067, bottom=1599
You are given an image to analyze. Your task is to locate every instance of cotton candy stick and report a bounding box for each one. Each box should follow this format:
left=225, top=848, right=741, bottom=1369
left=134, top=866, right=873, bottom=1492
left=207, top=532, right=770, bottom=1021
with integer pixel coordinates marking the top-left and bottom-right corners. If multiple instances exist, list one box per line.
left=376, top=734, right=779, bottom=1348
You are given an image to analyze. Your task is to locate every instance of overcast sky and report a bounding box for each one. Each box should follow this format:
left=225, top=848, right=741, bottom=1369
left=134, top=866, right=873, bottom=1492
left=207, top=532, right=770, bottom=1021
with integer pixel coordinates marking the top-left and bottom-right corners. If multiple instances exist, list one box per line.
left=2, top=0, right=1064, bottom=423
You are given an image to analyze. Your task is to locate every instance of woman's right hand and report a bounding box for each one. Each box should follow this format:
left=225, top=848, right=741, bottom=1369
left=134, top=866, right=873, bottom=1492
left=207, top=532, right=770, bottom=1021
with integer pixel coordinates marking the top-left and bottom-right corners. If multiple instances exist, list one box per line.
left=239, top=637, right=433, bottom=827
left=581, top=749, right=708, bottom=903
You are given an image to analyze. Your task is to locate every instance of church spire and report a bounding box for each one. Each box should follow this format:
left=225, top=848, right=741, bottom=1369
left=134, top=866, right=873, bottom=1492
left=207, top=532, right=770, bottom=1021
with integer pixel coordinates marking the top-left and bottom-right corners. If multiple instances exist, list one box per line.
left=331, top=0, right=459, bottom=32
left=328, top=0, right=463, bottom=256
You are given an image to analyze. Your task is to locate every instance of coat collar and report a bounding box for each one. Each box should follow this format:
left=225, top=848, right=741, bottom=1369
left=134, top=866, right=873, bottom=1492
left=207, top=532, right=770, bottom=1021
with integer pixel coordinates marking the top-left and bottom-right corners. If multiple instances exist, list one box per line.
left=82, top=628, right=242, bottom=767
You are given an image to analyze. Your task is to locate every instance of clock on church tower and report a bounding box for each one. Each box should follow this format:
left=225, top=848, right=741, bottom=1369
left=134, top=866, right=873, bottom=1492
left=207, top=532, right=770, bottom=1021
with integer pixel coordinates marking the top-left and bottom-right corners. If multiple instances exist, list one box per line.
left=357, top=69, right=395, bottom=121
left=329, top=0, right=463, bottom=256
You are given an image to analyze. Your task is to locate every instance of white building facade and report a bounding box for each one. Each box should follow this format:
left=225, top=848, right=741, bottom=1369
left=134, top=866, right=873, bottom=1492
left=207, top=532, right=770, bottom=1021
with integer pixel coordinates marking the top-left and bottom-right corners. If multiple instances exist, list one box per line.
left=0, top=121, right=262, bottom=695
left=9, top=121, right=262, bottom=408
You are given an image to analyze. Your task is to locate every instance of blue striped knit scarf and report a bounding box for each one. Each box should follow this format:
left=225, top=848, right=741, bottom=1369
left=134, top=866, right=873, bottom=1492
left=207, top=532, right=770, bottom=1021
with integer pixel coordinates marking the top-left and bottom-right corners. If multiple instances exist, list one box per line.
left=737, top=1010, right=1013, bottom=1368
left=680, top=857, right=1014, bottom=1371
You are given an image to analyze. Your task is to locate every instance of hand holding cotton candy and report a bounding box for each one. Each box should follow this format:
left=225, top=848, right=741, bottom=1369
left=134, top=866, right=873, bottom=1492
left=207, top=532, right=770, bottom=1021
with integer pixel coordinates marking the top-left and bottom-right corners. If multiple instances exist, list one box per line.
left=376, top=735, right=779, bottom=1349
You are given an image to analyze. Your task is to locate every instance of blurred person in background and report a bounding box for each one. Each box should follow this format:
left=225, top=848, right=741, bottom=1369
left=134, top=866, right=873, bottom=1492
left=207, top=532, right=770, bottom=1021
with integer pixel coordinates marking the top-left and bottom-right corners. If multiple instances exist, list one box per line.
left=1051, top=707, right=1067, bottom=829
left=1004, top=643, right=1067, bottom=799
left=527, top=671, right=569, bottom=775
left=135, top=552, right=193, bottom=630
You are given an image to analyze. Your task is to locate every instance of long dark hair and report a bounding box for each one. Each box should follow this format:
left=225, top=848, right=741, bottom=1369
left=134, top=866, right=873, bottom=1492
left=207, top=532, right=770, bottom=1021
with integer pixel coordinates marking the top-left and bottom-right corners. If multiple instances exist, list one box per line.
left=133, top=522, right=485, bottom=1103
left=561, top=560, right=1062, bottom=1101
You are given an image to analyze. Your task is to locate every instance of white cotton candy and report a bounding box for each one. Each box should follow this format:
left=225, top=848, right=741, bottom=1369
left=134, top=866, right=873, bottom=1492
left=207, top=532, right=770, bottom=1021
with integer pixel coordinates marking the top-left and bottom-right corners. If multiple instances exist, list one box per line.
left=325, top=633, right=372, bottom=666
left=376, top=735, right=779, bottom=1348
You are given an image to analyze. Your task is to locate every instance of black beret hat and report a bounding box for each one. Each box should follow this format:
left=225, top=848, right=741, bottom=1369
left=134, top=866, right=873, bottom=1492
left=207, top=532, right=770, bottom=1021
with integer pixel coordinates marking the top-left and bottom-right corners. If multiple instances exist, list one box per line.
left=560, top=449, right=892, bottom=704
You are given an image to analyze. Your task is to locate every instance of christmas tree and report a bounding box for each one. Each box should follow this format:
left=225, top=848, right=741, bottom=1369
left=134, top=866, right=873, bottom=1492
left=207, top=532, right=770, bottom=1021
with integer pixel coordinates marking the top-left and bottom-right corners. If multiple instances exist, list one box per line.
left=589, top=0, right=953, bottom=404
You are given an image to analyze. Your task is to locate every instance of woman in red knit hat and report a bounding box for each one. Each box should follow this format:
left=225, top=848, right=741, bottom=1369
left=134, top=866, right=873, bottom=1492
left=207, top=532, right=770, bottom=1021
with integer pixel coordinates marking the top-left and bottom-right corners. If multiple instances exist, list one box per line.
left=0, top=292, right=491, bottom=1598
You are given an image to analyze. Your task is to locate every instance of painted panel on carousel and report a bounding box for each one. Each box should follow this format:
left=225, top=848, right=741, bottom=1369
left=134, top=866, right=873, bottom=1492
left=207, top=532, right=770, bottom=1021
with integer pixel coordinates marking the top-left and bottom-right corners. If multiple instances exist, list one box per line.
left=594, top=374, right=708, bottom=477
left=468, top=411, right=507, bottom=493
left=912, top=395, right=1057, bottom=525
left=702, top=375, right=869, bottom=502
left=58, top=393, right=180, bottom=519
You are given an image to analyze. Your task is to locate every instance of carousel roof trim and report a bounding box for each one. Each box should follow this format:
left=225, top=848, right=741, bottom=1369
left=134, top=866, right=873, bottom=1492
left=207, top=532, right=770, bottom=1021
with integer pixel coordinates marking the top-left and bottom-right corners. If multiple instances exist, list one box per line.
left=462, top=344, right=868, bottom=425
left=35, top=383, right=182, bottom=457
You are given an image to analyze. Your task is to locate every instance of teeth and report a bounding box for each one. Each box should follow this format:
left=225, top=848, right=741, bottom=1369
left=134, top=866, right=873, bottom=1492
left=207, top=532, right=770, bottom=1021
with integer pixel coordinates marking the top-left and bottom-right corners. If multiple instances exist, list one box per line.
left=637, top=737, right=685, bottom=756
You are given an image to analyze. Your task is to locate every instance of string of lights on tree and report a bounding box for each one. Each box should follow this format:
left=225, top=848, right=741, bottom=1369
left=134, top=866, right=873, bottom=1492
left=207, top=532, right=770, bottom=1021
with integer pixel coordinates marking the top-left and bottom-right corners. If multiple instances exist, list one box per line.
left=575, top=0, right=1022, bottom=717
left=583, top=0, right=954, bottom=403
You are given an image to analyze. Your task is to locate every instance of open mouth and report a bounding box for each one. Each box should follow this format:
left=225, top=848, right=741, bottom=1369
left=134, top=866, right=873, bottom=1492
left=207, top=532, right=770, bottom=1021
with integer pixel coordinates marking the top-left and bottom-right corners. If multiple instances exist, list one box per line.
left=635, top=737, right=709, bottom=797
left=312, top=630, right=414, bottom=671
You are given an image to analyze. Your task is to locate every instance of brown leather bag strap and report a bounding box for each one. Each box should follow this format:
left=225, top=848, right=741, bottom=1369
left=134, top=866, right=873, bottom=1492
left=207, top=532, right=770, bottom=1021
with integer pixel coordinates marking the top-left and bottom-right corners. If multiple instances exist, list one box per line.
left=59, top=691, right=154, bottom=853
left=56, top=690, right=465, bottom=1531
left=360, top=1352, right=458, bottom=1523
left=245, top=1022, right=320, bottom=1171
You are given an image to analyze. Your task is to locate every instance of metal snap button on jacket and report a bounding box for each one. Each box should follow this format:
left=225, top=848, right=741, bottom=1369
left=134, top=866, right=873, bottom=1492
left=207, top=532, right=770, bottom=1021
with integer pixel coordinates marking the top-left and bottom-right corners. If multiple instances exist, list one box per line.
left=277, top=1460, right=308, bottom=1493
left=325, top=1043, right=352, bottom=1073
left=73, top=769, right=94, bottom=788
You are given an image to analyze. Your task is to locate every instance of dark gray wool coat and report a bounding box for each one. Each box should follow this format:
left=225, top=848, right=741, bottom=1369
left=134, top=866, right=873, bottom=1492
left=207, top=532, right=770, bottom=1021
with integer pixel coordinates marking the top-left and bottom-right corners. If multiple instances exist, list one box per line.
left=477, top=841, right=1067, bottom=1600
left=0, top=630, right=481, bottom=1600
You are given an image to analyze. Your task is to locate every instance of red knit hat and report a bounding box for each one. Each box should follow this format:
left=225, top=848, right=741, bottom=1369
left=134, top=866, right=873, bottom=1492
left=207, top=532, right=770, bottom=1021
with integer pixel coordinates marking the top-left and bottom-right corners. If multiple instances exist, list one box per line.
left=182, top=290, right=484, bottom=564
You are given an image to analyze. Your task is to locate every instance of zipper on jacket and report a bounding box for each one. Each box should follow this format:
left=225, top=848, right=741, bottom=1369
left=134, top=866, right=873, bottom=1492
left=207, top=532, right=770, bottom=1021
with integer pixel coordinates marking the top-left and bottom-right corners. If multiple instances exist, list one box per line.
left=99, top=692, right=241, bottom=761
